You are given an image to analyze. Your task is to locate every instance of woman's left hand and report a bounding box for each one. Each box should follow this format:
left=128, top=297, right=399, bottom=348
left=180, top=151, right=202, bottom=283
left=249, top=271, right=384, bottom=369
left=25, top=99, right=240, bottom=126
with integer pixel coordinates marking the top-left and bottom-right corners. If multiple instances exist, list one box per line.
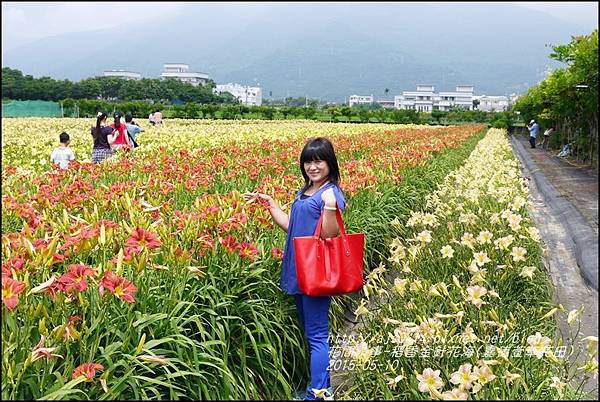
left=321, top=188, right=336, bottom=207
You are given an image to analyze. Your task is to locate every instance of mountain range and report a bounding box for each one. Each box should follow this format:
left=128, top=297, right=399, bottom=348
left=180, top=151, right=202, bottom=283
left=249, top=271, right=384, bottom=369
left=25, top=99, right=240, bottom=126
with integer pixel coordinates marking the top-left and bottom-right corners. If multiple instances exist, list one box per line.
left=2, top=2, right=594, bottom=102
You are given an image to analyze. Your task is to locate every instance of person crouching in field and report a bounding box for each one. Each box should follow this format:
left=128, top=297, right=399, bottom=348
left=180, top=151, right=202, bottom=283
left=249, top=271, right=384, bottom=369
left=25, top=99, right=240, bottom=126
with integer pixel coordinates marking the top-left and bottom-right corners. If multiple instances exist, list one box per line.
left=153, top=109, right=163, bottom=125
left=110, top=113, right=131, bottom=151
left=243, top=138, right=345, bottom=401
left=50, top=131, right=75, bottom=169
left=91, top=112, right=119, bottom=164
left=125, top=113, right=143, bottom=149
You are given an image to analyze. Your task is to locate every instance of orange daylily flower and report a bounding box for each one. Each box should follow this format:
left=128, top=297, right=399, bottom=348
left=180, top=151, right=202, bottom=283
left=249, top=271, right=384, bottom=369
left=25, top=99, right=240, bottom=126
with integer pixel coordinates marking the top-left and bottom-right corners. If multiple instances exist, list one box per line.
left=73, top=363, right=104, bottom=380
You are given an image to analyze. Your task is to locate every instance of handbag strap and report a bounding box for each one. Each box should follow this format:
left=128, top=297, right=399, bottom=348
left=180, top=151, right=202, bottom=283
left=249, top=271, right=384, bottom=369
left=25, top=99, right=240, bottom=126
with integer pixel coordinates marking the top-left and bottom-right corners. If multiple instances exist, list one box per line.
left=314, top=206, right=351, bottom=256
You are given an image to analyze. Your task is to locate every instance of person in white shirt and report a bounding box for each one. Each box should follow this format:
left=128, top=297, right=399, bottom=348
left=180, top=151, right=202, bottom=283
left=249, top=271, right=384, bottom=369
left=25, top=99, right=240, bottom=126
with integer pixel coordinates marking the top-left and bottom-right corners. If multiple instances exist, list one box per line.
left=542, top=127, right=554, bottom=150
left=50, top=132, right=76, bottom=169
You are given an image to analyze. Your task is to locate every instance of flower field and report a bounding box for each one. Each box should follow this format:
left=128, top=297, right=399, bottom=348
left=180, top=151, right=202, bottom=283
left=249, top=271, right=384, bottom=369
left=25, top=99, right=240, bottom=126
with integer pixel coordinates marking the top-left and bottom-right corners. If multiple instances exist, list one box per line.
left=2, top=118, right=431, bottom=173
left=2, top=118, right=487, bottom=400
left=4, top=119, right=593, bottom=400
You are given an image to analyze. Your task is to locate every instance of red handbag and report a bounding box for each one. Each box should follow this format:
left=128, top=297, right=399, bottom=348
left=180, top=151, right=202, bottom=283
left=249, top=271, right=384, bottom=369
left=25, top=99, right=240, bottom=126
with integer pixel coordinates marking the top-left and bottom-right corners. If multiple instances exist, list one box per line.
left=294, top=207, right=365, bottom=296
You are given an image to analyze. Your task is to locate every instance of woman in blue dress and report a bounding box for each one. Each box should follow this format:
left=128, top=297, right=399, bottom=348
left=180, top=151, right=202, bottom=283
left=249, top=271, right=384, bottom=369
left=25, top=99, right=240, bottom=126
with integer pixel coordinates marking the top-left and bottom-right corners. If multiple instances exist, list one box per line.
left=244, top=137, right=346, bottom=400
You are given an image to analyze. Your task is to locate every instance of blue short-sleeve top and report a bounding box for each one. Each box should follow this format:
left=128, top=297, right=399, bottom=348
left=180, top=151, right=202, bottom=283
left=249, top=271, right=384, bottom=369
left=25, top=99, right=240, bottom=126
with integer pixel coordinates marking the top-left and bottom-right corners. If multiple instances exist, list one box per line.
left=280, top=182, right=346, bottom=295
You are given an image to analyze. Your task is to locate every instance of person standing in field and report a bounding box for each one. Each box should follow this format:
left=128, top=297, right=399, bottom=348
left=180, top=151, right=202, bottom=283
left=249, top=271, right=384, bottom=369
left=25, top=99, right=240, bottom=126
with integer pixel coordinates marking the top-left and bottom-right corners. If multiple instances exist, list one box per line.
left=148, top=111, right=156, bottom=126
left=243, top=137, right=345, bottom=401
left=50, top=131, right=75, bottom=169
left=110, top=113, right=131, bottom=151
left=527, top=119, right=539, bottom=149
left=91, top=112, right=118, bottom=164
left=542, top=127, right=553, bottom=150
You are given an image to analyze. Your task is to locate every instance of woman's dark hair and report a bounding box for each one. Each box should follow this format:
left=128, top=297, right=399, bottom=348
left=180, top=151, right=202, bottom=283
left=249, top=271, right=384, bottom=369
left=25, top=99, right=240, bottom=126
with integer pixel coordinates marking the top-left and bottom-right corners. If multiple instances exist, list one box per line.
left=59, top=132, right=70, bottom=143
left=299, top=137, right=341, bottom=194
left=114, top=113, right=121, bottom=129
left=125, top=113, right=133, bottom=123
left=94, top=112, right=107, bottom=141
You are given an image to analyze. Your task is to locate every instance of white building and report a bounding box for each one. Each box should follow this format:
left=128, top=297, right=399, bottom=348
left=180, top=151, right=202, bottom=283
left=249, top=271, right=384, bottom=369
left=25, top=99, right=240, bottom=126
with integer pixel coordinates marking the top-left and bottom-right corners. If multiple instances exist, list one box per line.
left=161, top=63, right=209, bottom=86
left=215, top=83, right=262, bottom=106
left=348, top=95, right=373, bottom=107
left=395, top=85, right=474, bottom=111
left=396, top=85, right=435, bottom=112
left=103, top=70, right=141, bottom=80
left=474, top=95, right=510, bottom=112
left=376, top=100, right=395, bottom=109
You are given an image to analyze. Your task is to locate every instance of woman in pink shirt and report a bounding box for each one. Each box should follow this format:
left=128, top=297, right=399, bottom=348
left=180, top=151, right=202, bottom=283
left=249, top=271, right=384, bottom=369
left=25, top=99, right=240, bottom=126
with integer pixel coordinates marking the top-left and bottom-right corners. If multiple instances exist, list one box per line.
left=110, top=113, right=131, bottom=151
left=153, top=110, right=163, bottom=125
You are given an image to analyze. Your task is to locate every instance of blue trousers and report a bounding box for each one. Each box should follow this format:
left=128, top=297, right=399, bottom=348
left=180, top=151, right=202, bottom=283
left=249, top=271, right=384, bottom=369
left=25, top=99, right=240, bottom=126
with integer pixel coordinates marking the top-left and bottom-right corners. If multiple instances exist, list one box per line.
left=293, top=294, right=332, bottom=400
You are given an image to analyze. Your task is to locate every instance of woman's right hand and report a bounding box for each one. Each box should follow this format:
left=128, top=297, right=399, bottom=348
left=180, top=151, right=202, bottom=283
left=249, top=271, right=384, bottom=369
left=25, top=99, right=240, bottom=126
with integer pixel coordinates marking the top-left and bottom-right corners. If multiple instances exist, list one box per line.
left=244, top=192, right=288, bottom=232
left=243, top=192, right=273, bottom=204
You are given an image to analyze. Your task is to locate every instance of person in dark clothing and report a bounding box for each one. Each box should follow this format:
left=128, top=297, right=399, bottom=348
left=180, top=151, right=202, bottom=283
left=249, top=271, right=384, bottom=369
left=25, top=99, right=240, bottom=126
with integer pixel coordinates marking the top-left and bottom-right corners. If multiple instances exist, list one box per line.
left=91, top=112, right=118, bottom=164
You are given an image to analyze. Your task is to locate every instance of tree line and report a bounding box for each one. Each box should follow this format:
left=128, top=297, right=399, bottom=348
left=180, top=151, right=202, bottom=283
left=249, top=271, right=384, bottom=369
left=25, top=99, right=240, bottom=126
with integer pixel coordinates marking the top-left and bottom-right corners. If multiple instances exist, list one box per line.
left=514, top=30, right=598, bottom=165
left=63, top=97, right=513, bottom=127
left=2, top=66, right=516, bottom=127
left=1, top=67, right=238, bottom=104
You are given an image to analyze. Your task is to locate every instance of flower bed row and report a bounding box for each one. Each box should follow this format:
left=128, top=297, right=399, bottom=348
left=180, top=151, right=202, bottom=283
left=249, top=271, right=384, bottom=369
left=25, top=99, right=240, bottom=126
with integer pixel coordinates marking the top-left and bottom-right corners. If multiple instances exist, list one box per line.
left=336, top=128, right=598, bottom=400
left=1, top=118, right=433, bottom=173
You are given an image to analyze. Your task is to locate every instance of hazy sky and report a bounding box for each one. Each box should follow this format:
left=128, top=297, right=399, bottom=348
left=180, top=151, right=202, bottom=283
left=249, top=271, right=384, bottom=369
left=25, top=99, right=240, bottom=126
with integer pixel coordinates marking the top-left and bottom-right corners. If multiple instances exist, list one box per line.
left=2, top=1, right=598, bottom=54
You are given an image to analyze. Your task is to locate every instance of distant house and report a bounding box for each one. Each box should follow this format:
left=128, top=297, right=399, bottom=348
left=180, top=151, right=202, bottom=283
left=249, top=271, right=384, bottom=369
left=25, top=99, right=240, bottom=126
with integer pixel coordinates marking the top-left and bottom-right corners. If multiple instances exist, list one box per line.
left=103, top=70, right=141, bottom=80
left=214, top=83, right=262, bottom=106
left=473, top=95, right=510, bottom=112
left=376, top=100, right=395, bottom=109
left=395, top=85, right=474, bottom=111
left=348, top=95, right=373, bottom=106
left=161, top=63, right=209, bottom=86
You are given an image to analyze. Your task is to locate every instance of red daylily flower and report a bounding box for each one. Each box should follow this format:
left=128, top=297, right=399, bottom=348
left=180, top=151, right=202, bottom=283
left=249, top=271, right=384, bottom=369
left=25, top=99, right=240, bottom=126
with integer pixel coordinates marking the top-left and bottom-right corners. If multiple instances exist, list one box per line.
left=78, top=225, right=100, bottom=241
left=271, top=247, right=283, bottom=260
left=95, top=219, right=120, bottom=230
left=125, top=227, right=161, bottom=253
left=99, top=271, right=137, bottom=303
left=58, top=264, right=96, bottom=293
left=53, top=253, right=65, bottom=264
left=73, top=363, right=104, bottom=380
left=219, top=235, right=238, bottom=253
left=3, top=256, right=25, bottom=273
left=2, top=276, right=26, bottom=311
left=236, top=242, right=259, bottom=261
left=32, top=238, right=50, bottom=251
left=2, top=264, right=12, bottom=279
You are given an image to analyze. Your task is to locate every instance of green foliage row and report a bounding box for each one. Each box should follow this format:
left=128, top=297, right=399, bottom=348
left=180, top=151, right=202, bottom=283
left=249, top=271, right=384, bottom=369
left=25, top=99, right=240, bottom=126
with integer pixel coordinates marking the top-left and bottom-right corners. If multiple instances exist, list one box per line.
left=57, top=98, right=511, bottom=126
left=513, top=30, right=598, bottom=164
